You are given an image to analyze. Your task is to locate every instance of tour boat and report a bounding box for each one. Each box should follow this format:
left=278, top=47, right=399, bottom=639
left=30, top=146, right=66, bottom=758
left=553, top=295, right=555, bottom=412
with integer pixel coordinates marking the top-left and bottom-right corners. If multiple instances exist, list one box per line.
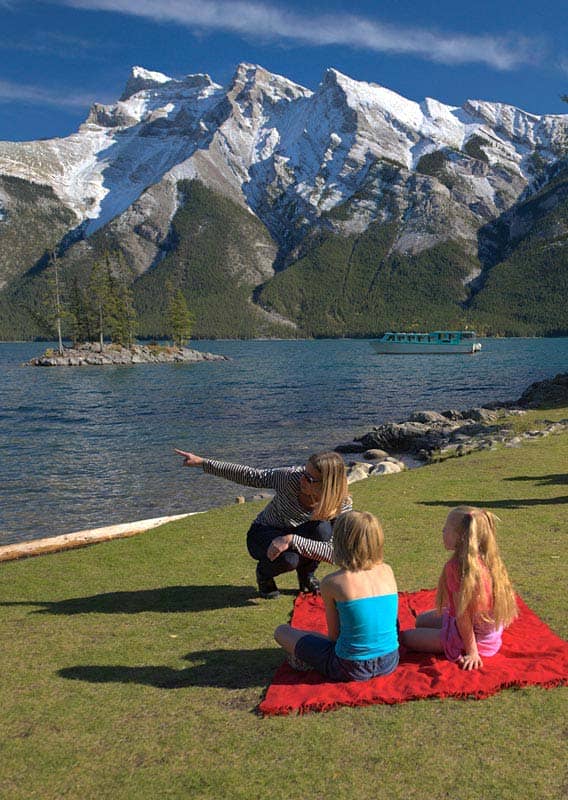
left=371, top=330, right=482, bottom=354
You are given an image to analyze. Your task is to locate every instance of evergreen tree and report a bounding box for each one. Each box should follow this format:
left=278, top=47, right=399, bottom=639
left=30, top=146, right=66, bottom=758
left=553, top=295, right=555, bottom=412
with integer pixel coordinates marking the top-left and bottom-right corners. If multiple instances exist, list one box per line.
left=38, top=250, right=68, bottom=354
left=108, top=250, right=137, bottom=347
left=68, top=277, right=92, bottom=345
left=166, top=281, right=194, bottom=347
left=88, top=252, right=115, bottom=352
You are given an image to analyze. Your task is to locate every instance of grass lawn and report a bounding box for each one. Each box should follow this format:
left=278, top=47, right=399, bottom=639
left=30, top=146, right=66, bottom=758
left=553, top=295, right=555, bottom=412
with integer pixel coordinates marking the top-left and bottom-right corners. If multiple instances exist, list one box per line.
left=1, top=408, right=566, bottom=799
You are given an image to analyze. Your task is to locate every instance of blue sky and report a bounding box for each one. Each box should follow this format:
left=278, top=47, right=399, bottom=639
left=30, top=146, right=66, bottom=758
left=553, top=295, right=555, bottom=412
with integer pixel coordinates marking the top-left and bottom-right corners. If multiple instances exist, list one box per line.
left=1, top=0, right=567, bottom=141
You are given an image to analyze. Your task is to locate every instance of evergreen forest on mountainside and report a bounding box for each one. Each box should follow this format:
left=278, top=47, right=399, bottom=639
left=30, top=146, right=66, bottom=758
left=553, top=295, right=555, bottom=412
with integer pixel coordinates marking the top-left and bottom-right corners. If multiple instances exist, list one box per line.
left=1, top=175, right=567, bottom=341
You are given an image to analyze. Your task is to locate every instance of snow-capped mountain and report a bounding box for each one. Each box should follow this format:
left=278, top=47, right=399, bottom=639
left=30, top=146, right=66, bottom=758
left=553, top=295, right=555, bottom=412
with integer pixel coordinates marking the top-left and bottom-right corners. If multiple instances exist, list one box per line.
left=0, top=63, right=567, bottom=338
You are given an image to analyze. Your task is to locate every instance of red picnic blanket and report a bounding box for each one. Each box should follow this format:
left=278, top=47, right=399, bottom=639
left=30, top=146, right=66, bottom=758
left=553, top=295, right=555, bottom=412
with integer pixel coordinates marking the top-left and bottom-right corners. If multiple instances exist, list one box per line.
left=259, top=589, right=568, bottom=716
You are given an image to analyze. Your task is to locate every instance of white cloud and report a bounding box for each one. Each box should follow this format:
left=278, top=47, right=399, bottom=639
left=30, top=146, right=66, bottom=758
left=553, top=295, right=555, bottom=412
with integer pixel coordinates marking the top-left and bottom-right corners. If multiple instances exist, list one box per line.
left=0, top=78, right=99, bottom=108
left=60, top=0, right=537, bottom=70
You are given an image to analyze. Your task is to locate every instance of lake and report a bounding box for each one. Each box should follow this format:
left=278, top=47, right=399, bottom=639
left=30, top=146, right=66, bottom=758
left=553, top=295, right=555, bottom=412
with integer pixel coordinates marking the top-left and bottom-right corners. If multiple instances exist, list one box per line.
left=1, top=337, right=566, bottom=544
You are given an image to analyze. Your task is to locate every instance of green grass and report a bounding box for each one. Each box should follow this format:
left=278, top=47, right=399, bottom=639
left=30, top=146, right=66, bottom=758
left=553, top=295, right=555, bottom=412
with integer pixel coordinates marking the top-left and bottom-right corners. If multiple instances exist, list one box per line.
left=0, top=414, right=566, bottom=799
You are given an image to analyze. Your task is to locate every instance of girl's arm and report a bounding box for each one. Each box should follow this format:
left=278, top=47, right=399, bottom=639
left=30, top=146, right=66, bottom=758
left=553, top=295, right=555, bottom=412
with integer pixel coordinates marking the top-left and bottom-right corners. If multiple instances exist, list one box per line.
left=454, top=595, right=483, bottom=670
left=321, top=578, right=340, bottom=642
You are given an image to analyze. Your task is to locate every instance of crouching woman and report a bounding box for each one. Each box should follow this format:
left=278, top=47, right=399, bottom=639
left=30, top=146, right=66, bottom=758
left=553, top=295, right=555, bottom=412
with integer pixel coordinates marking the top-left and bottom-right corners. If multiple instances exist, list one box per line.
left=274, top=511, right=399, bottom=681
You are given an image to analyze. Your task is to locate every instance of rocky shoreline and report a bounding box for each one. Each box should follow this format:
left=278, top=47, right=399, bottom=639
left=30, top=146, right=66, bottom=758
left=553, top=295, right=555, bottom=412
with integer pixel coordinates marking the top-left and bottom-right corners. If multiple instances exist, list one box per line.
left=335, top=373, right=568, bottom=483
left=26, top=342, right=228, bottom=366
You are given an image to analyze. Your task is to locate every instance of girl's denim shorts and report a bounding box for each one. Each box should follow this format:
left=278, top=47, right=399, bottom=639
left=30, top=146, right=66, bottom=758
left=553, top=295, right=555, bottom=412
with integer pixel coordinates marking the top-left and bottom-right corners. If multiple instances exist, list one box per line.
left=295, top=634, right=399, bottom=682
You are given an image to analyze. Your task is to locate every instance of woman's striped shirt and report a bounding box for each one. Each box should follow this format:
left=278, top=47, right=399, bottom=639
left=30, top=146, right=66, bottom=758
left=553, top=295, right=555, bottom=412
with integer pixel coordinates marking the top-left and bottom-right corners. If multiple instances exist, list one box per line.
left=202, top=459, right=351, bottom=533
left=289, top=533, right=335, bottom=564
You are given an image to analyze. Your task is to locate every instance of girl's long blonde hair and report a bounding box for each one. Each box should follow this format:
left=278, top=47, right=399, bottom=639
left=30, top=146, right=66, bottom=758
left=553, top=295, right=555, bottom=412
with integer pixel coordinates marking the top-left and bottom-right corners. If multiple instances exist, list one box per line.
left=436, top=506, right=518, bottom=627
left=308, top=451, right=349, bottom=521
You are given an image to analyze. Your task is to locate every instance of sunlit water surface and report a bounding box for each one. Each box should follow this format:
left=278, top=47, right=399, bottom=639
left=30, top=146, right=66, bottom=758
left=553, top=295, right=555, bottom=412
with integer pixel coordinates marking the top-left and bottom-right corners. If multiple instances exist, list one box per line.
left=1, top=338, right=566, bottom=543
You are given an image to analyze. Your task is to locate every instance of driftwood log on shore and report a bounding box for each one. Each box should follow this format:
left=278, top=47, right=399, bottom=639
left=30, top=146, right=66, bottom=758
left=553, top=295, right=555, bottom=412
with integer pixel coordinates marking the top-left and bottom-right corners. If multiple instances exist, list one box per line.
left=0, top=513, right=200, bottom=562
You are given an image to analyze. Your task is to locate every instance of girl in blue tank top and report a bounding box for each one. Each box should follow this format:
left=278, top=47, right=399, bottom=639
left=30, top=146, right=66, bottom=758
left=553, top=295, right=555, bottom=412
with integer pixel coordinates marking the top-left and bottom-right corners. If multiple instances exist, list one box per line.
left=274, top=511, right=399, bottom=682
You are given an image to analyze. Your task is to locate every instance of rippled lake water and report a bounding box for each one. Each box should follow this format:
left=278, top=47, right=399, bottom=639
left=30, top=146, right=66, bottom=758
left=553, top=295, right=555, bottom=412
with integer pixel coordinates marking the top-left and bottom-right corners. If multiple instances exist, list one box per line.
left=1, top=337, right=566, bottom=543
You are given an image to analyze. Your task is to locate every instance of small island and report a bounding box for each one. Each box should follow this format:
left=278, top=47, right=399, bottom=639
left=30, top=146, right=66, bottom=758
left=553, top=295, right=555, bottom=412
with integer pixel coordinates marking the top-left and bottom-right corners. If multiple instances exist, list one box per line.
left=27, top=342, right=228, bottom=366
left=23, top=249, right=225, bottom=366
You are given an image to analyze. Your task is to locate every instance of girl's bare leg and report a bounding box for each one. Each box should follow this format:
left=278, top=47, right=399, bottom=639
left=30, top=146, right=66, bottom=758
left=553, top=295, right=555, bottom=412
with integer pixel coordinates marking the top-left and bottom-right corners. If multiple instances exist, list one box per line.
left=274, top=624, right=329, bottom=655
left=416, top=609, right=443, bottom=629
left=399, top=626, right=445, bottom=653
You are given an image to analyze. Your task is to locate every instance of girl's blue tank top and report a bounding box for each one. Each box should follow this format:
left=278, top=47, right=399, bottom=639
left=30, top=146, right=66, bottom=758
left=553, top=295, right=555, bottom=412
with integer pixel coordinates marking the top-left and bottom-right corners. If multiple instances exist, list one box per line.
left=335, top=593, right=398, bottom=661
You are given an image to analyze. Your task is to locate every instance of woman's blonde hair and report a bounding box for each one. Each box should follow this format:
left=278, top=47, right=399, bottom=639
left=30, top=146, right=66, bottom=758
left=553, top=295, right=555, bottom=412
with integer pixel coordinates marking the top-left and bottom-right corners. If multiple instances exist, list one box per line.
left=436, top=506, right=518, bottom=627
left=308, top=451, right=349, bottom=521
left=332, top=511, right=384, bottom=571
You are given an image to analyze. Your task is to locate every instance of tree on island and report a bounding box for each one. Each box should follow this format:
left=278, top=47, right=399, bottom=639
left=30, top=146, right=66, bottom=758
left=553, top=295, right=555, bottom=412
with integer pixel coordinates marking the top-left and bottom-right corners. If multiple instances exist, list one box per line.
left=68, top=277, right=93, bottom=346
left=109, top=250, right=137, bottom=348
left=166, top=281, right=194, bottom=347
left=88, top=250, right=138, bottom=351
left=88, top=253, right=114, bottom=352
left=36, top=250, right=71, bottom=355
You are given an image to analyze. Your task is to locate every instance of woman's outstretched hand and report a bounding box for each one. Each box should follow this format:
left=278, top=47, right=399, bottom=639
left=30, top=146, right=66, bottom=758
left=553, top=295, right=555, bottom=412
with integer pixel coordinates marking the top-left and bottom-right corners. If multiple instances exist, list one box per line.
left=267, top=534, right=293, bottom=561
left=174, top=449, right=204, bottom=467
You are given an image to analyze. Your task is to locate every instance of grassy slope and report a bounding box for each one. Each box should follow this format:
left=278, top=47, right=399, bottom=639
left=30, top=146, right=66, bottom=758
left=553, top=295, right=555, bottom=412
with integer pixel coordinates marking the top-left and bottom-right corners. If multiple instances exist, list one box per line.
left=0, top=411, right=566, bottom=799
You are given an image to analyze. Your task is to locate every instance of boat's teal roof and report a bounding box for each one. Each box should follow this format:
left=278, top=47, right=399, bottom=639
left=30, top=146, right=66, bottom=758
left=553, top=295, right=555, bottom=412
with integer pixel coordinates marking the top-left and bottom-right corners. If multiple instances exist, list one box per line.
left=381, top=330, right=478, bottom=337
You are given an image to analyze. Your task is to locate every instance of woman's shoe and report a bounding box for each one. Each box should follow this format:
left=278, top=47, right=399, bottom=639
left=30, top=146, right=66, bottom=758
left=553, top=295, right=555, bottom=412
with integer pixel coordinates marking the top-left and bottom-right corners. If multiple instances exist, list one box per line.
left=298, top=574, right=320, bottom=594
left=257, top=577, right=280, bottom=599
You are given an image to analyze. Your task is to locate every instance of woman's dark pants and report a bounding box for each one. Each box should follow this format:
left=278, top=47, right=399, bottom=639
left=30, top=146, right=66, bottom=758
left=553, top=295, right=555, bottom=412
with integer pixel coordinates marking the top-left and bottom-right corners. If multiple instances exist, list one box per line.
left=247, top=520, right=333, bottom=584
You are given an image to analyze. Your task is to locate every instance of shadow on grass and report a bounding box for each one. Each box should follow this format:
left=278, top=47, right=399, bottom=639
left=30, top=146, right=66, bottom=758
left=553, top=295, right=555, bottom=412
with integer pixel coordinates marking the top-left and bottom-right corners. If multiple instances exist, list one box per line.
left=58, top=647, right=281, bottom=689
left=0, top=584, right=296, bottom=615
left=504, top=474, right=568, bottom=486
left=420, top=496, right=567, bottom=510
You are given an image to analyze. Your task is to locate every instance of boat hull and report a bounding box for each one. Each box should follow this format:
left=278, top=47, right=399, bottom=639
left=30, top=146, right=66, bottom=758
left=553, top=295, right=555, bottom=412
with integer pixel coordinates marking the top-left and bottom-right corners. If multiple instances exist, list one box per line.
left=372, top=342, right=481, bottom=354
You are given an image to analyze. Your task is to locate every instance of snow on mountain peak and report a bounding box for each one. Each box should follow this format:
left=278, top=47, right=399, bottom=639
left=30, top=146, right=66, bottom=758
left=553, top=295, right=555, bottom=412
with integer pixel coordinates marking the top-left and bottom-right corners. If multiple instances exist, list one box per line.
left=132, top=66, right=171, bottom=83
left=120, top=66, right=173, bottom=100
left=1, top=62, right=566, bottom=246
left=230, top=62, right=311, bottom=104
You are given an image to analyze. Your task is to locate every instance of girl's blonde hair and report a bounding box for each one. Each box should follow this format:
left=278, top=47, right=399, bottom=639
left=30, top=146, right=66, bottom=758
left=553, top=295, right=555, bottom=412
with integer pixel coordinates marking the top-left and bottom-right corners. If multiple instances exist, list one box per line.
left=308, top=451, right=349, bottom=521
left=436, top=506, right=518, bottom=627
left=332, top=511, right=384, bottom=571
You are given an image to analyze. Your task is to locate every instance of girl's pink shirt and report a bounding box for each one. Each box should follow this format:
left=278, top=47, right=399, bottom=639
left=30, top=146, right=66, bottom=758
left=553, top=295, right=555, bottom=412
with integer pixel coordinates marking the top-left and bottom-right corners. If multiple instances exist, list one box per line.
left=443, top=556, right=493, bottom=617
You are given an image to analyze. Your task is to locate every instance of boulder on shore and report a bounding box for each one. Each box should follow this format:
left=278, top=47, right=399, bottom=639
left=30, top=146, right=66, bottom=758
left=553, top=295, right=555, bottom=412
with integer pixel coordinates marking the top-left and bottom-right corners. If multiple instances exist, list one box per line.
left=353, top=373, right=568, bottom=463
left=516, top=373, right=568, bottom=408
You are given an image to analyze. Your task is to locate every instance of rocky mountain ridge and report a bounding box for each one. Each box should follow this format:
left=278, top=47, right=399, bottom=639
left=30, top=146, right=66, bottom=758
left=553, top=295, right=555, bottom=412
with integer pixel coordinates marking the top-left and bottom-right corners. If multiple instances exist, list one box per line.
left=0, top=63, right=567, bottom=339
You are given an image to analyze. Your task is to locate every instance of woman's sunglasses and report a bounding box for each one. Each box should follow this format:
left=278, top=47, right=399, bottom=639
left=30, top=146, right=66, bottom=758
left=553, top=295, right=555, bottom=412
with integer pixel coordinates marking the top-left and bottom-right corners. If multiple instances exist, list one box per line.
left=302, top=469, right=321, bottom=484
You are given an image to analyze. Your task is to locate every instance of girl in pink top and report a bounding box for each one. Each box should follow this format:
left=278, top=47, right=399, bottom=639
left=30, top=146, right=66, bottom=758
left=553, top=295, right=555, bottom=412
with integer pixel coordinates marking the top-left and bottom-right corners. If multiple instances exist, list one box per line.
left=401, top=506, right=518, bottom=670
